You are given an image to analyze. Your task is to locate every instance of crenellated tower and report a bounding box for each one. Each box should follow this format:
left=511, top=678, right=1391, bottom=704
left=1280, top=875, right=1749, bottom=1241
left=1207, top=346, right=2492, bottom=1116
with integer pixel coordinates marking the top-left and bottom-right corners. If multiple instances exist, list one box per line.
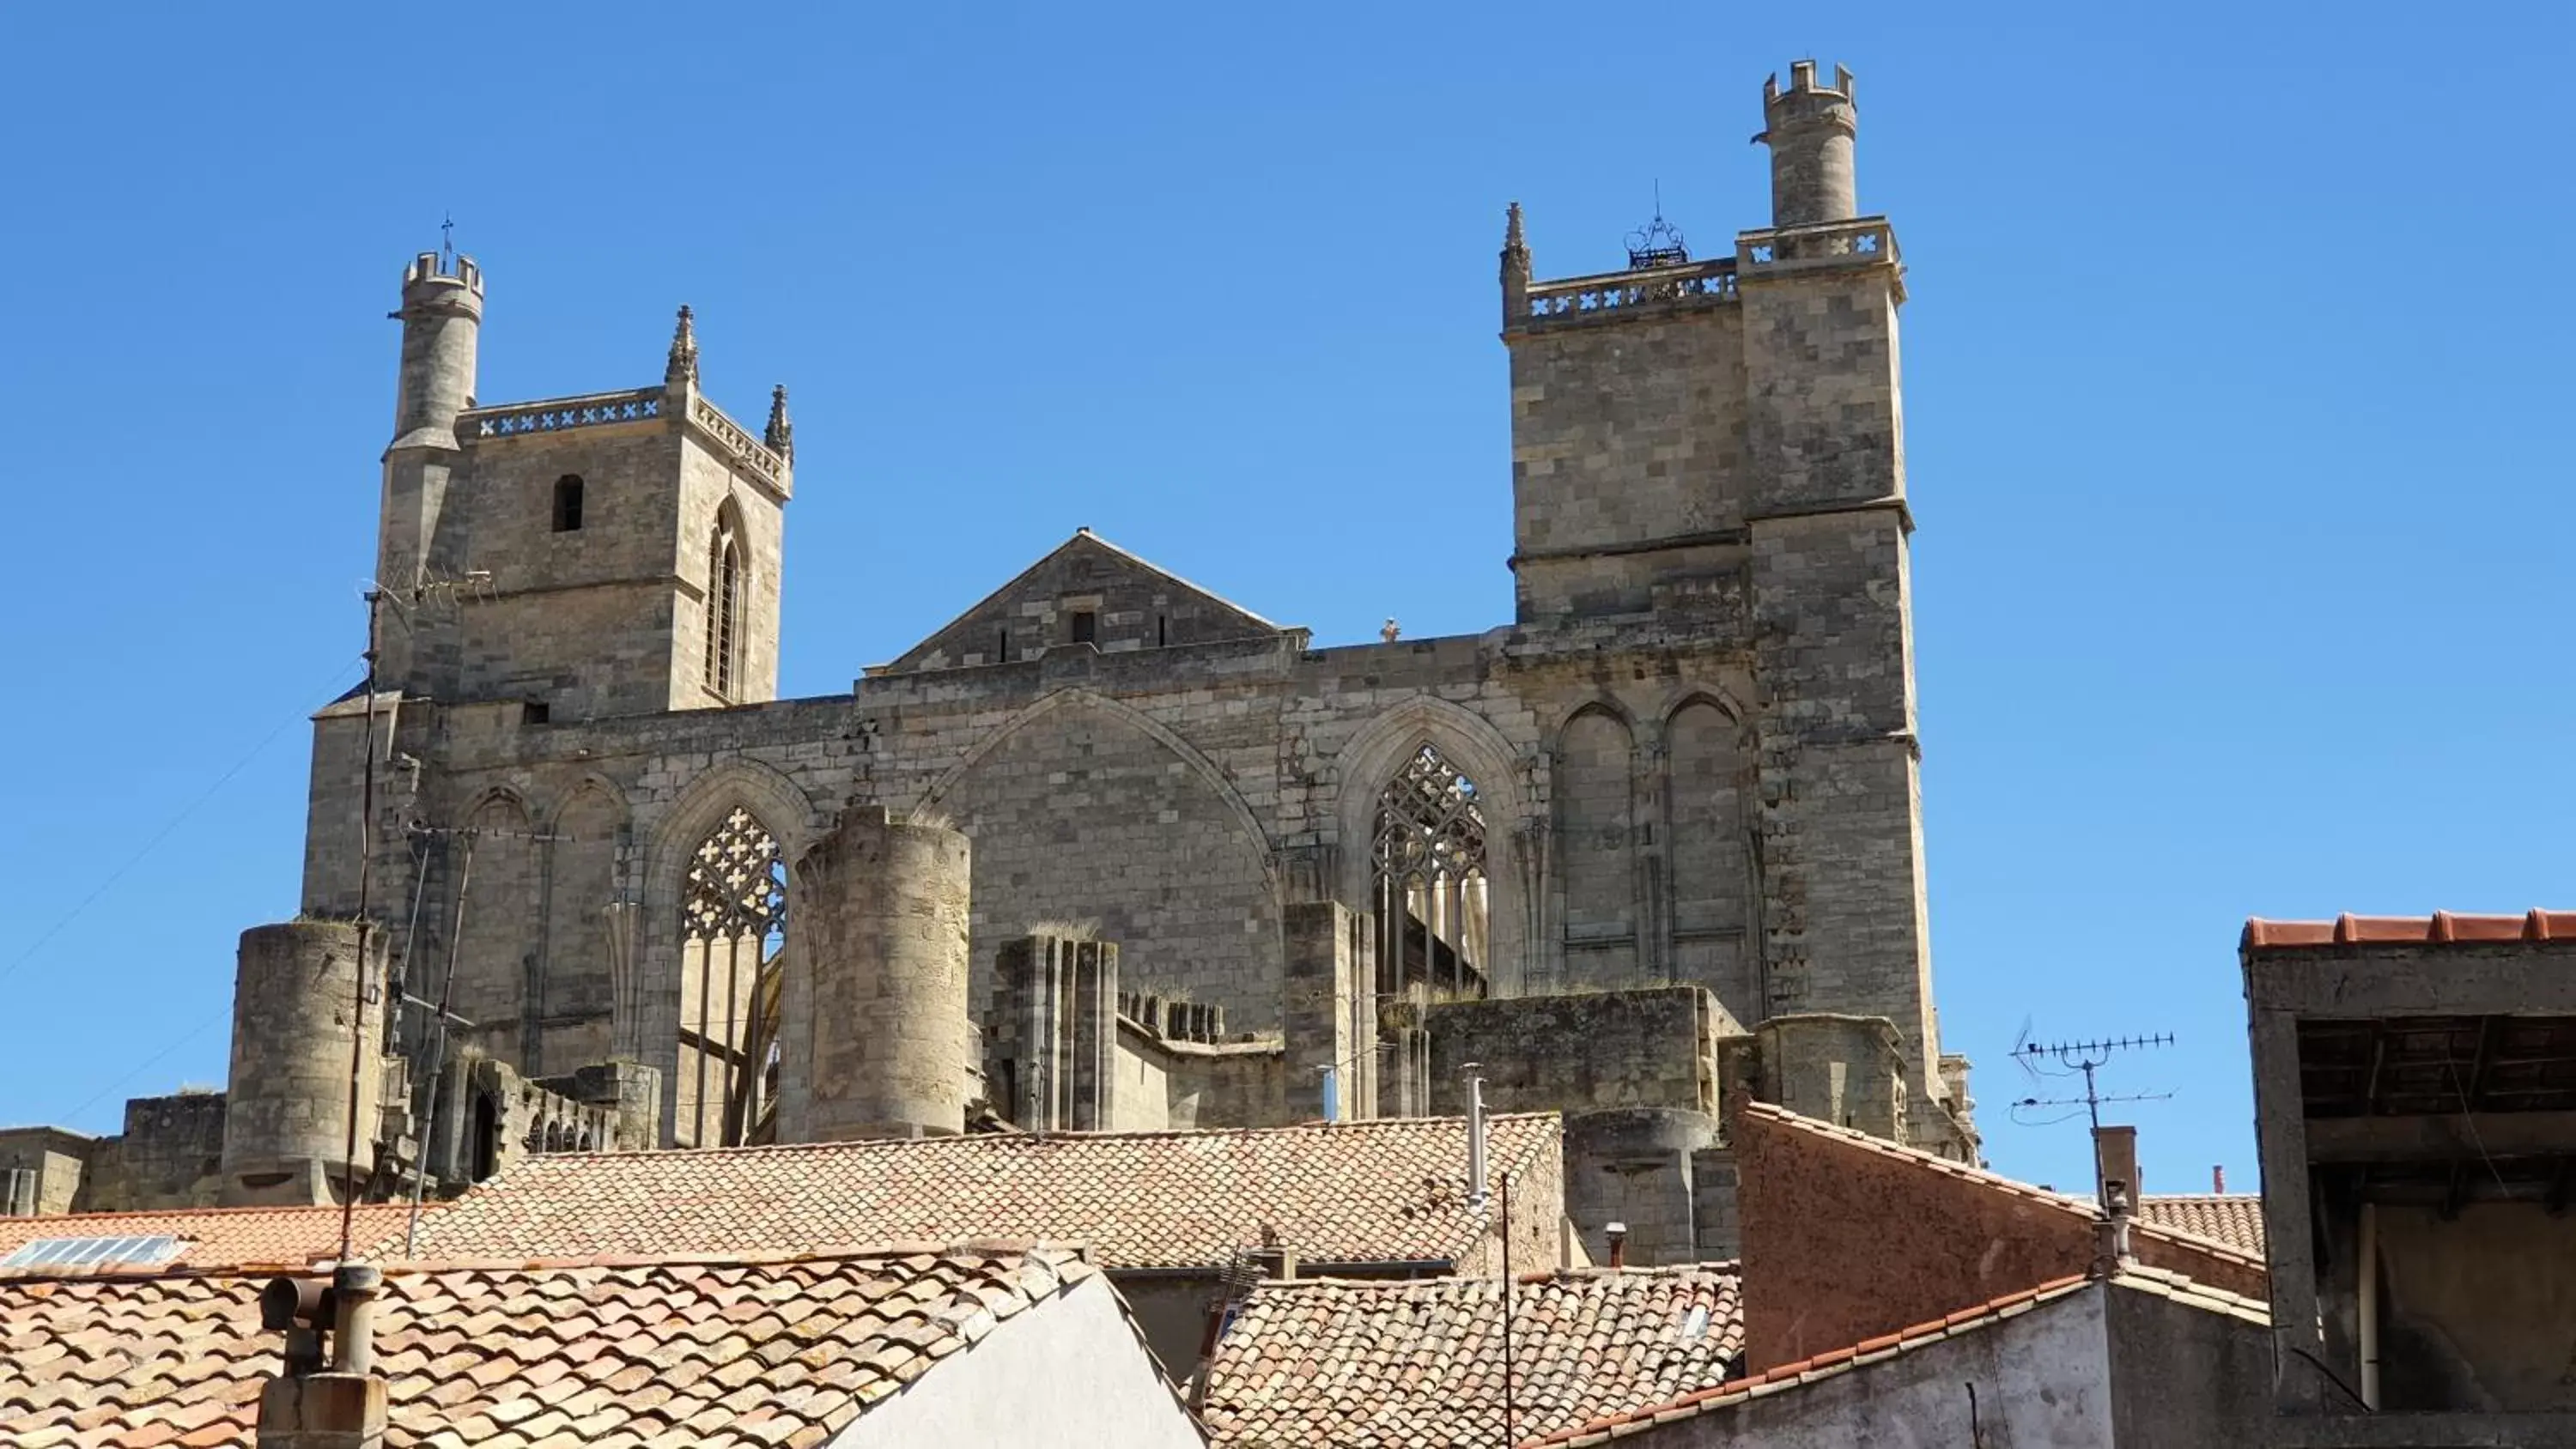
left=363, top=256, right=791, bottom=723
left=1502, top=64, right=1958, bottom=1155
left=1753, top=60, right=1858, bottom=227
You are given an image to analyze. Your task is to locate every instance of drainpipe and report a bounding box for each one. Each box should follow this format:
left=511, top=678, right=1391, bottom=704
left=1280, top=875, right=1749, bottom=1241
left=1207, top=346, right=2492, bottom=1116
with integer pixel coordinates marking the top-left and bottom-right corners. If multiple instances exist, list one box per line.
left=2358, top=1203, right=2380, bottom=1410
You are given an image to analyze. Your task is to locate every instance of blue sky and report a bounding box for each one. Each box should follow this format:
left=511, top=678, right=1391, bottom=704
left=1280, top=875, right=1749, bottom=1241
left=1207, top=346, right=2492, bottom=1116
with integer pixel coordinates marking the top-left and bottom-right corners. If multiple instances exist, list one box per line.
left=1, top=2, right=2569, bottom=1196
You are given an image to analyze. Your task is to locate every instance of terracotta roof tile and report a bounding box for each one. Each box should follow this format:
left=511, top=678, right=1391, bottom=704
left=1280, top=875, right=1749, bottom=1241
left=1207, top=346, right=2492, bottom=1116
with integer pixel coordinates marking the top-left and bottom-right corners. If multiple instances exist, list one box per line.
left=2242, top=909, right=2576, bottom=949
left=0, top=1244, right=1110, bottom=1449
left=2137, top=1194, right=2265, bottom=1256
left=1200, top=1264, right=1741, bottom=1448
left=393, top=1115, right=1558, bottom=1270
left=0, top=1205, right=430, bottom=1277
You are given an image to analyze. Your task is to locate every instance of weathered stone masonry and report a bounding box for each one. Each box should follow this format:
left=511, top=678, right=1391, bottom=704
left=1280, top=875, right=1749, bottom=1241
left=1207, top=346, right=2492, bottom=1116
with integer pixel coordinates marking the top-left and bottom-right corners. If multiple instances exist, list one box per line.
left=26, top=59, right=1961, bottom=1215
left=275, top=62, right=1977, bottom=1167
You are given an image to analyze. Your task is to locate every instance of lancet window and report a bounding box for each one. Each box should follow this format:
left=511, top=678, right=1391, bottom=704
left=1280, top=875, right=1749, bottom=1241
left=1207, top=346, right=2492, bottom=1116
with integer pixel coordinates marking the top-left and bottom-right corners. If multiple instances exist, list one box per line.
left=704, top=518, right=744, bottom=699
left=678, top=807, right=785, bottom=1145
left=1370, top=743, right=1491, bottom=1000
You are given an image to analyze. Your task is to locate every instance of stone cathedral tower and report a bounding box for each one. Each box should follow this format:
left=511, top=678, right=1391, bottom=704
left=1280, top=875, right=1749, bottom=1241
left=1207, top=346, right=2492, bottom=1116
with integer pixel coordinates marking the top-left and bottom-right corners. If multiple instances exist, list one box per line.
left=5, top=63, right=1979, bottom=1228
left=374, top=256, right=791, bottom=721
left=1503, top=59, right=1939, bottom=1104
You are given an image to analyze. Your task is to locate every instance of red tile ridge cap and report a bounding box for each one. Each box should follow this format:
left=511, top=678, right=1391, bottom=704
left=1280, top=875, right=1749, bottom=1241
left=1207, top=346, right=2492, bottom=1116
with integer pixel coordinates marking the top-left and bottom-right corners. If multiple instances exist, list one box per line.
left=0, top=1201, right=434, bottom=1228
left=1735, top=1103, right=2268, bottom=1270
left=0, top=1240, right=1099, bottom=1288
left=1243, top=1262, right=1741, bottom=1294
left=2243, top=909, right=2576, bottom=950
left=1516, top=1275, right=2095, bottom=1448
left=490, top=1111, right=1564, bottom=1164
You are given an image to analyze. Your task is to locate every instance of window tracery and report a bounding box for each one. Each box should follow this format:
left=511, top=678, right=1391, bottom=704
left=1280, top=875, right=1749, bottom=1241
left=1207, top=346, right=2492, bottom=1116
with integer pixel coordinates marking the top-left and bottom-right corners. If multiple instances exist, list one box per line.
left=1370, top=743, right=1490, bottom=999
left=678, top=806, right=784, bottom=1145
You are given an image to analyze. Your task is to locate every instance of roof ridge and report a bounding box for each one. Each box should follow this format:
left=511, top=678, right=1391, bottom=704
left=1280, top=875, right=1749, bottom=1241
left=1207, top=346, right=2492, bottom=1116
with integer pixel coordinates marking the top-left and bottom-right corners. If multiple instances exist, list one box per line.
left=2139, top=1192, right=2260, bottom=1203
left=2, top=1240, right=1097, bottom=1287
left=502, top=1111, right=1562, bottom=1164
left=1254, top=1262, right=1740, bottom=1294
left=0, top=1201, right=418, bottom=1228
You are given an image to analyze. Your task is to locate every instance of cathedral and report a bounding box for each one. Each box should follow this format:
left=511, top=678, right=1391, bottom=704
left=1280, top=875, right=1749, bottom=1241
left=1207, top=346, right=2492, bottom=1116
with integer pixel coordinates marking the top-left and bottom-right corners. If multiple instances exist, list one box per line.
left=4, top=64, right=1973, bottom=1258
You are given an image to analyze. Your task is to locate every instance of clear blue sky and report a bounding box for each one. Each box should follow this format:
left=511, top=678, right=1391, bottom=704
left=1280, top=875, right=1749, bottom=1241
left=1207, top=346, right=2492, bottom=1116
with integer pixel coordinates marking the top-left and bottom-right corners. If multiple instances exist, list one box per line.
left=2, top=3, right=2569, bottom=1197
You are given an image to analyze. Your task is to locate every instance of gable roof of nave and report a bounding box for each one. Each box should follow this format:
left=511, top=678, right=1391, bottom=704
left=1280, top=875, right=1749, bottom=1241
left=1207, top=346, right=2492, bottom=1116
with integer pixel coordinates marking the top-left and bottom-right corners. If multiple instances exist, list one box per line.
left=875, top=528, right=1286, bottom=675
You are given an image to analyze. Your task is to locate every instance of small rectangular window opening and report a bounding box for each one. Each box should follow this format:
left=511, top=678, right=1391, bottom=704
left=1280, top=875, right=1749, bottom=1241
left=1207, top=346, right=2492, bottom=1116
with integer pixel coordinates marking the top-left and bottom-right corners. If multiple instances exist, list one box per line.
left=1070, top=609, right=1098, bottom=646
left=1157, top=613, right=1168, bottom=647
left=552, top=475, right=585, bottom=532
left=998, top=627, right=1011, bottom=661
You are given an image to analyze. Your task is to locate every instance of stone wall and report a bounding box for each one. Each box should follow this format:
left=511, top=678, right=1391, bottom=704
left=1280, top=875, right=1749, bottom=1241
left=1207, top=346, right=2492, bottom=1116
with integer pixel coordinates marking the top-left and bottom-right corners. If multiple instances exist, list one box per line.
left=0, top=1128, right=93, bottom=1216
left=1425, top=986, right=1731, bottom=1118
left=79, top=1093, right=228, bottom=1211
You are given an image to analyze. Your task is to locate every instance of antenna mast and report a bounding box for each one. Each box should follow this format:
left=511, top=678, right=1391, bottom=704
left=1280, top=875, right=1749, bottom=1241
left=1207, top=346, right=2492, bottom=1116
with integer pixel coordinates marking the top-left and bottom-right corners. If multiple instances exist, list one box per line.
left=2010, top=1033, right=2176, bottom=1206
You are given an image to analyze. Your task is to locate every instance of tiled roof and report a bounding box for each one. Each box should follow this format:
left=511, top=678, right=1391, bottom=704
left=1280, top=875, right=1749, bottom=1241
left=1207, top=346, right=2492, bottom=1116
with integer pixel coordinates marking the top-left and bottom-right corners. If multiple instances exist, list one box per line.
left=2138, top=1194, right=2265, bottom=1256
left=396, top=1114, right=1560, bottom=1270
left=1734, top=1102, right=2269, bottom=1281
left=0, top=1242, right=1120, bottom=1449
left=0, top=1204, right=430, bottom=1276
left=2243, top=909, right=2576, bottom=949
left=1202, top=1264, right=1741, bottom=1449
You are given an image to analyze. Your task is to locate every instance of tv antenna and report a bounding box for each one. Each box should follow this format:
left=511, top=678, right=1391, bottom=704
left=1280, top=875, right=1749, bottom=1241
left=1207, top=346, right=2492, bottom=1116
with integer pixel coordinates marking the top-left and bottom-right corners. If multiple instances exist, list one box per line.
left=2009, top=1033, right=2175, bottom=1136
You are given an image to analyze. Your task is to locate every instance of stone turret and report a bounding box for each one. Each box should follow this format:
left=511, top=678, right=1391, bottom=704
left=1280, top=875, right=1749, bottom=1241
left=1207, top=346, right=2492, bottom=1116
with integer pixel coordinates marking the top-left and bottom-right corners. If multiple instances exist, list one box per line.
left=388, top=251, right=483, bottom=452
left=219, top=922, right=390, bottom=1206
left=1754, top=61, right=1858, bottom=227
left=787, top=807, right=974, bottom=1142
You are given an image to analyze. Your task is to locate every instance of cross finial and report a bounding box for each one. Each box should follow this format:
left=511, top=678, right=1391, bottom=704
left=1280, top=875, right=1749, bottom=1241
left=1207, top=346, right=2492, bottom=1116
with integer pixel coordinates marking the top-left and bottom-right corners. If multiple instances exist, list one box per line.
left=665, top=305, right=698, bottom=388
left=764, top=383, right=794, bottom=462
left=439, top=214, right=456, bottom=270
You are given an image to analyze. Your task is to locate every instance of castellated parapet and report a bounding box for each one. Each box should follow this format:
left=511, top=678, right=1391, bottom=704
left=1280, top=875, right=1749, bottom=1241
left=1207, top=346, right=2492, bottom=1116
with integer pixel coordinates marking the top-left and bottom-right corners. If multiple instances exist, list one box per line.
left=220, top=922, right=391, bottom=1207
left=1755, top=60, right=1859, bottom=227
left=786, top=807, right=974, bottom=1142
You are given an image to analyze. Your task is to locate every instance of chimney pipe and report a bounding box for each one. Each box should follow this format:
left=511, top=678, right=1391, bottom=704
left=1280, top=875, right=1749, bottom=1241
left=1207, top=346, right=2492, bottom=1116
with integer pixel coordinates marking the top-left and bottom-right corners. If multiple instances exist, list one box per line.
left=1605, top=1222, right=1628, bottom=1269
left=2092, top=1124, right=2139, bottom=1210
left=256, top=1265, right=389, bottom=1449
left=331, top=1264, right=384, bottom=1376
left=2091, top=1181, right=2135, bottom=1278
left=2213, top=1164, right=2227, bottom=1194
left=1464, top=1066, right=1489, bottom=1210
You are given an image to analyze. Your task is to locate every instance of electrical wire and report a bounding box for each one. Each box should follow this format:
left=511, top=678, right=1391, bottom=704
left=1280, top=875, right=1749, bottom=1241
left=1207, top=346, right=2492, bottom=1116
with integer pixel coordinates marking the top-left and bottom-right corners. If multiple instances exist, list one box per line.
left=0, top=656, right=364, bottom=993
left=51, top=1009, right=230, bottom=1125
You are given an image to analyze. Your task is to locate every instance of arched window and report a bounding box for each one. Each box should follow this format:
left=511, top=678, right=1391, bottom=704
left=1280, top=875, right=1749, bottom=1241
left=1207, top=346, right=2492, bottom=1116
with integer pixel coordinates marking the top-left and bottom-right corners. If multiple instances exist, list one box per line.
left=679, top=806, right=786, bottom=1145
left=551, top=474, right=584, bottom=531
left=1371, top=743, right=1490, bottom=1001
left=703, top=513, right=744, bottom=699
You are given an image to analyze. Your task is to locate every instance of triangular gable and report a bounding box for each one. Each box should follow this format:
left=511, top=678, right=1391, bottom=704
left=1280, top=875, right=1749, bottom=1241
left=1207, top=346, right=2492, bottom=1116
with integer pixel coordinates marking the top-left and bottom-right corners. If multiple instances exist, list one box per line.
left=879, top=530, right=1286, bottom=674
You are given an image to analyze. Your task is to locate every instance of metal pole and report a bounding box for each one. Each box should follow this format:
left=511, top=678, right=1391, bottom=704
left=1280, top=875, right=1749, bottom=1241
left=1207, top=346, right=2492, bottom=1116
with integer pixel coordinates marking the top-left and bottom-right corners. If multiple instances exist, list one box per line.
left=337, top=588, right=382, bottom=1264
left=405, top=831, right=476, bottom=1257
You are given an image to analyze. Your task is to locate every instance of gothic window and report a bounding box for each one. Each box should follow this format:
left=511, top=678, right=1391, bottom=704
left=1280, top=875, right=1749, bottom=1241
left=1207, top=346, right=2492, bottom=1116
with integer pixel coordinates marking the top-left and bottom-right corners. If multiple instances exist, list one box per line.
left=1370, top=743, right=1490, bottom=1000
left=679, top=807, right=786, bottom=1146
left=704, top=515, right=744, bottom=699
left=551, top=475, right=584, bottom=532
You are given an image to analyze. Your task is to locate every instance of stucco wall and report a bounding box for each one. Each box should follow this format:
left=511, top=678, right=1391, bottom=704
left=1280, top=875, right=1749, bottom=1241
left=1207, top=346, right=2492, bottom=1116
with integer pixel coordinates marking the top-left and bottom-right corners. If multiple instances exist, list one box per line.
left=1610, top=1288, right=2114, bottom=1448
left=835, top=1275, right=1202, bottom=1449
